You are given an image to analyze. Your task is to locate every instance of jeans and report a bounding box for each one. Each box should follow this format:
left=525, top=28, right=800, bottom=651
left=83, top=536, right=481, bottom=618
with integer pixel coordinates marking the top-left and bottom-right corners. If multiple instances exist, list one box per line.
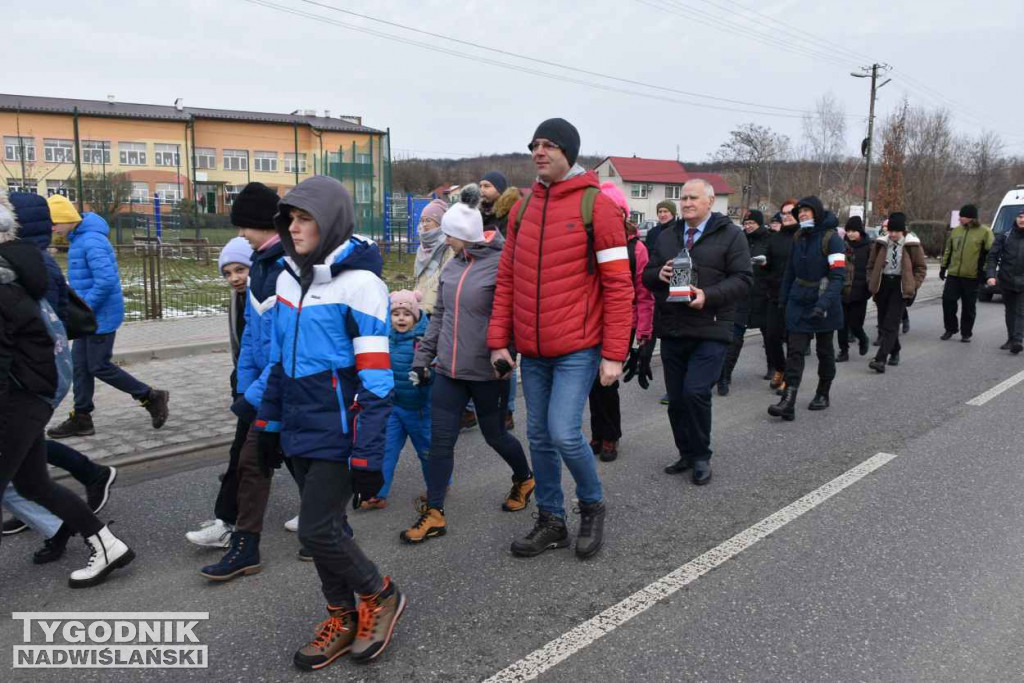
left=1002, top=290, right=1024, bottom=343
left=874, top=276, right=906, bottom=362
left=47, top=439, right=106, bottom=487
left=942, top=276, right=980, bottom=337
left=661, top=337, right=727, bottom=462
left=379, top=405, right=431, bottom=500
left=520, top=346, right=603, bottom=519
left=73, top=332, right=152, bottom=414
left=784, top=331, right=836, bottom=390
left=2, top=485, right=62, bottom=538
left=213, top=413, right=252, bottom=525
left=426, top=374, right=530, bottom=509
left=291, top=457, right=383, bottom=609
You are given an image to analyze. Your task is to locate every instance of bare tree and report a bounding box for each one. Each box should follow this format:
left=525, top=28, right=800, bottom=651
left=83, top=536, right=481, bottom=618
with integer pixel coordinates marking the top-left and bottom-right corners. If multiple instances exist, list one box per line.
left=801, top=92, right=849, bottom=205
left=875, top=99, right=909, bottom=217
left=966, top=130, right=1005, bottom=209
left=713, top=123, right=790, bottom=209
left=903, top=107, right=959, bottom=220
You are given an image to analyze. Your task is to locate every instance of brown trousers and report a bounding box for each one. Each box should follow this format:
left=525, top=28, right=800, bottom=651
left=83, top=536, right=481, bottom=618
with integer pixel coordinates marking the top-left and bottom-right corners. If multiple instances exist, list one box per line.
left=234, top=427, right=275, bottom=533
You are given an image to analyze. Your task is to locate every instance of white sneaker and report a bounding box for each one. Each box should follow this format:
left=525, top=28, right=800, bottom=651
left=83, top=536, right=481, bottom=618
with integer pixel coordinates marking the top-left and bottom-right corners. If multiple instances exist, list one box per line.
left=284, top=515, right=299, bottom=533
left=186, top=519, right=233, bottom=548
left=69, top=526, right=135, bottom=588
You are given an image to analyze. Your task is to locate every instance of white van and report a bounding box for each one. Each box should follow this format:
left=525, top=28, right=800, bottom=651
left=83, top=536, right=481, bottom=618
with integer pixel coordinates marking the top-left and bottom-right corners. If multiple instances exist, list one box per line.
left=980, top=185, right=1024, bottom=301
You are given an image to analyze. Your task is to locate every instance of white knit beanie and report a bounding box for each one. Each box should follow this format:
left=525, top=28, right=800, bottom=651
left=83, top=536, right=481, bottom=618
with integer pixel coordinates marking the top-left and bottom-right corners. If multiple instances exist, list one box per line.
left=441, top=202, right=485, bottom=243
left=218, top=236, right=254, bottom=272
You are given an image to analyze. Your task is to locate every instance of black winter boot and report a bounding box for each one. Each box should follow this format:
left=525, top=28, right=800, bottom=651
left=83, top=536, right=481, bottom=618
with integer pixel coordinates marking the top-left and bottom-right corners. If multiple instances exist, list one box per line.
left=200, top=531, right=261, bottom=581
left=768, top=387, right=797, bottom=421
left=510, top=511, right=569, bottom=557
left=47, top=411, right=95, bottom=439
left=836, top=348, right=850, bottom=362
left=574, top=501, right=606, bottom=559
left=808, top=382, right=831, bottom=411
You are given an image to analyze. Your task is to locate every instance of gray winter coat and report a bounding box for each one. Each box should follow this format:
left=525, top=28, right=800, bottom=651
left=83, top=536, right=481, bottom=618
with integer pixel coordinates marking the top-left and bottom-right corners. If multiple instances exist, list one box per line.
left=414, top=231, right=506, bottom=381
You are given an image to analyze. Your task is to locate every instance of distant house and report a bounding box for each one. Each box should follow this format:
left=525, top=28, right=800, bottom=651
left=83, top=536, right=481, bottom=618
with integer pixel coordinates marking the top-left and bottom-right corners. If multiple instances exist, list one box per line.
left=592, top=156, right=734, bottom=223
left=429, top=182, right=453, bottom=199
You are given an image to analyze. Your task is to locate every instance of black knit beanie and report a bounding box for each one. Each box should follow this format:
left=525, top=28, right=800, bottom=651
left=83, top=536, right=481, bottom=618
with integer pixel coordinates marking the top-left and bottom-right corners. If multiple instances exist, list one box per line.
left=887, top=212, right=907, bottom=233
left=481, top=171, right=508, bottom=194
left=529, top=118, right=581, bottom=166
left=744, top=209, right=764, bottom=227
left=231, top=182, right=280, bottom=230
left=959, top=204, right=978, bottom=220
left=845, top=215, right=864, bottom=233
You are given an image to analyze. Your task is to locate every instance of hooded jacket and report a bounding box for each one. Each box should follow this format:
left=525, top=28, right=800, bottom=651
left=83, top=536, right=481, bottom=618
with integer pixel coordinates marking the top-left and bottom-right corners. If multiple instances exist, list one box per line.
left=488, top=187, right=522, bottom=238
left=942, top=220, right=994, bottom=280
left=237, top=237, right=287, bottom=409
left=867, top=233, right=927, bottom=299
left=8, top=192, right=68, bottom=322
left=0, top=239, right=57, bottom=409
left=390, top=313, right=431, bottom=410
left=844, top=236, right=873, bottom=303
left=417, top=230, right=506, bottom=381
left=256, top=178, right=393, bottom=470
left=985, top=225, right=1024, bottom=293
left=779, top=196, right=847, bottom=333
left=66, top=212, right=124, bottom=334
left=642, top=212, right=753, bottom=343
left=487, top=169, right=634, bottom=361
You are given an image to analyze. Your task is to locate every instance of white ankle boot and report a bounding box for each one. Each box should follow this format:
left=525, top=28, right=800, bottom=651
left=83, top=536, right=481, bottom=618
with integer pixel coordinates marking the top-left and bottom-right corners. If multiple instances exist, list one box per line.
left=69, top=525, right=135, bottom=588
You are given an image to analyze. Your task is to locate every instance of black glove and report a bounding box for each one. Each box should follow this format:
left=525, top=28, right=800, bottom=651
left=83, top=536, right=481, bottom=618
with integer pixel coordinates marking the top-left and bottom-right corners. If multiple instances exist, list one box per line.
left=351, top=469, right=385, bottom=510
left=939, top=267, right=946, bottom=281
left=230, top=395, right=257, bottom=423
left=409, top=366, right=432, bottom=387
left=256, top=431, right=283, bottom=478
left=637, top=339, right=656, bottom=390
left=622, top=345, right=641, bottom=383
left=810, top=306, right=827, bottom=321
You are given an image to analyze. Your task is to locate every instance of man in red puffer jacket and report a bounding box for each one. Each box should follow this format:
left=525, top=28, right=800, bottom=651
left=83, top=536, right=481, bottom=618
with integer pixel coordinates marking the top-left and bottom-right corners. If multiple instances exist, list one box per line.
left=488, top=118, right=633, bottom=560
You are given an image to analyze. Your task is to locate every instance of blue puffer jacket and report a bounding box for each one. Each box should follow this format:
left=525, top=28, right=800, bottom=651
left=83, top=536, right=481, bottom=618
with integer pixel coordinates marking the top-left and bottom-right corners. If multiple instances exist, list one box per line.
left=390, top=314, right=430, bottom=410
left=257, top=237, right=394, bottom=470
left=9, top=192, right=68, bottom=322
left=67, top=213, right=124, bottom=334
left=780, top=196, right=846, bottom=334
left=238, top=239, right=286, bottom=409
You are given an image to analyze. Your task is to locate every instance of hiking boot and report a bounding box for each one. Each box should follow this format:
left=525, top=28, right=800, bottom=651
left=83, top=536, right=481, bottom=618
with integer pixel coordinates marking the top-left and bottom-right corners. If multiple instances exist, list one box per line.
left=85, top=465, right=117, bottom=513
left=69, top=525, right=135, bottom=588
left=836, top=349, right=850, bottom=363
left=293, top=606, right=357, bottom=671
left=141, top=389, right=170, bottom=429
left=940, top=331, right=955, bottom=340
left=767, top=387, right=797, bottom=421
left=400, top=507, right=446, bottom=544
left=510, top=511, right=570, bottom=557
left=599, top=440, right=619, bottom=462
left=185, top=518, right=233, bottom=548
left=869, top=359, right=887, bottom=373
left=200, top=531, right=261, bottom=581
left=574, top=502, right=605, bottom=559
left=502, top=475, right=535, bottom=512
left=459, top=409, right=477, bottom=431
left=769, top=371, right=785, bottom=390
left=360, top=497, right=388, bottom=510
left=34, top=523, right=74, bottom=564
left=351, top=577, right=406, bottom=662
left=888, top=352, right=900, bottom=366
left=2, top=517, right=28, bottom=536
left=47, top=411, right=95, bottom=439
left=1000, top=340, right=1013, bottom=350
left=1012, top=342, right=1024, bottom=355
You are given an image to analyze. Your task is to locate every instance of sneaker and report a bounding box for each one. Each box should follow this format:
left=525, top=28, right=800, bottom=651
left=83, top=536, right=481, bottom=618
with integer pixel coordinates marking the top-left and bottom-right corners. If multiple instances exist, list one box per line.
left=961, top=335, right=972, bottom=343
left=284, top=515, right=299, bottom=532
left=2, top=517, right=28, bottom=536
left=400, top=507, right=446, bottom=544
left=298, top=546, right=314, bottom=562
left=574, top=501, right=606, bottom=559
left=502, top=475, right=535, bottom=512
left=86, top=466, right=117, bottom=513
left=351, top=577, right=406, bottom=663
left=599, top=440, right=619, bottom=462
left=185, top=519, right=233, bottom=548
left=199, top=531, right=261, bottom=582
left=47, top=411, right=95, bottom=439
left=510, top=511, right=570, bottom=557
left=69, top=525, right=135, bottom=588
left=360, top=497, right=388, bottom=510
left=34, top=524, right=74, bottom=565
left=141, top=389, right=170, bottom=429
left=459, top=409, right=477, bottom=432
left=293, top=606, right=357, bottom=671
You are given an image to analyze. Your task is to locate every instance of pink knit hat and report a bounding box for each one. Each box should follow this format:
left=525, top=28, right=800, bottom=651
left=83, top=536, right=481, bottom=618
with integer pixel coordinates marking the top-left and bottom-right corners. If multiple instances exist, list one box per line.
left=599, top=181, right=630, bottom=217
left=420, top=199, right=448, bottom=226
left=390, top=289, right=423, bottom=320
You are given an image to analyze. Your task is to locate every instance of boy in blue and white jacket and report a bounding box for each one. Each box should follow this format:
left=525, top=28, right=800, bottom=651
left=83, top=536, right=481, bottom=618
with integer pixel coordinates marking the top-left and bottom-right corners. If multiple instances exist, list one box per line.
left=254, top=176, right=405, bottom=669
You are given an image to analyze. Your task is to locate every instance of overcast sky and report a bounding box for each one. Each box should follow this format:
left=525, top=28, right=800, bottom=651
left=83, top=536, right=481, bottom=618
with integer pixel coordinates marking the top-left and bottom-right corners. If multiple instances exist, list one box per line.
left=7, top=0, right=1021, bottom=161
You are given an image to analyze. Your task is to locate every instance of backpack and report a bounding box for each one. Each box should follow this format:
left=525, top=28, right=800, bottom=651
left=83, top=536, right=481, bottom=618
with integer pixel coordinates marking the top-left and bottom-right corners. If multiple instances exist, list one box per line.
left=795, top=228, right=853, bottom=298
left=38, top=298, right=73, bottom=409
left=511, top=186, right=602, bottom=274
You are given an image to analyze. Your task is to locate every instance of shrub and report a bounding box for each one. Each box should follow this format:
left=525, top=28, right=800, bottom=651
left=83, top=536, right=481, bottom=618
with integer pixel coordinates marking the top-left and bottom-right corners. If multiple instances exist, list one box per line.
left=909, top=220, right=949, bottom=257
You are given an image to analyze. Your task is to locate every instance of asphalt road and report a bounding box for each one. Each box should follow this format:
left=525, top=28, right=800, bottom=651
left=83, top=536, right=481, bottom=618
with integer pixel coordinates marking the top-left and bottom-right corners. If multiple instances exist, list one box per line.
left=3, top=296, right=1023, bottom=682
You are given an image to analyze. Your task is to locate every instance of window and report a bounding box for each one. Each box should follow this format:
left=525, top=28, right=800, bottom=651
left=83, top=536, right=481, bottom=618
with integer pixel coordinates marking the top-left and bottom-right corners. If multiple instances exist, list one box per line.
left=129, top=182, right=149, bottom=204
left=356, top=153, right=372, bottom=165
left=195, top=147, right=215, bottom=169
left=630, top=183, right=649, bottom=199
left=665, top=185, right=680, bottom=199
left=223, top=149, right=247, bottom=171
left=154, top=143, right=180, bottom=167
left=225, top=184, right=244, bottom=205
left=4, top=136, right=35, bottom=162
left=44, top=139, right=75, bottom=163
left=254, top=151, right=277, bottom=172
left=356, top=180, right=371, bottom=204
left=46, top=180, right=77, bottom=201
left=80, top=140, right=111, bottom=165
left=7, top=178, right=38, bottom=194
left=118, top=141, right=147, bottom=166
left=629, top=211, right=645, bottom=224
left=284, top=153, right=307, bottom=174
left=607, top=166, right=615, bottom=178
left=155, top=183, right=181, bottom=204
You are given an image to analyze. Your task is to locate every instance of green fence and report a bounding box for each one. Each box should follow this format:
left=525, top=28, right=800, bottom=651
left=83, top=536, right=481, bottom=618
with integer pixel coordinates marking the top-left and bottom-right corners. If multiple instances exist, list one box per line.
left=311, top=133, right=392, bottom=243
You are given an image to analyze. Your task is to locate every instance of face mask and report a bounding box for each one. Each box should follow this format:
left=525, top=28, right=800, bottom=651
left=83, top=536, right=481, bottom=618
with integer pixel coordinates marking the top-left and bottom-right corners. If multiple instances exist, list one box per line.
left=799, top=220, right=814, bottom=229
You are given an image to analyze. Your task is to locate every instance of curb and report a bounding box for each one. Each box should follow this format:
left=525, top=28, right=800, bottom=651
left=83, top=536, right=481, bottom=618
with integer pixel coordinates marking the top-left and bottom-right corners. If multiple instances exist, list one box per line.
left=52, top=434, right=234, bottom=481
left=112, top=340, right=230, bottom=365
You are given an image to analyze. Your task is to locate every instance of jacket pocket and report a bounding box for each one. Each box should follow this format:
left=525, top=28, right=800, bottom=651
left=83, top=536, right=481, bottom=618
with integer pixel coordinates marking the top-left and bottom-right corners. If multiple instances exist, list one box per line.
left=332, top=369, right=349, bottom=435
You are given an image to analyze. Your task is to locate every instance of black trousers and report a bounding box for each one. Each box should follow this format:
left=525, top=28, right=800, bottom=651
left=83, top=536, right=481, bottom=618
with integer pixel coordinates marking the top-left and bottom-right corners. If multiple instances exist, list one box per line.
left=46, top=440, right=106, bottom=486
left=588, top=378, right=621, bottom=442
left=1002, top=290, right=1024, bottom=343
left=764, top=301, right=788, bottom=373
left=839, top=300, right=868, bottom=350
left=0, top=391, right=104, bottom=546
left=213, top=413, right=252, bottom=525
left=874, top=276, right=906, bottom=362
left=942, top=276, right=980, bottom=336
left=661, top=337, right=727, bottom=462
left=784, top=331, right=835, bottom=390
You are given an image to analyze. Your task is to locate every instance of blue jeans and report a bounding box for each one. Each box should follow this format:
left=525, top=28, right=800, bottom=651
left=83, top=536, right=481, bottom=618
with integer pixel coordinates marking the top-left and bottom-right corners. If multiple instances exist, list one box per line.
left=73, top=332, right=152, bottom=414
left=379, top=405, right=431, bottom=499
left=2, top=484, right=62, bottom=539
left=520, top=346, right=603, bottom=519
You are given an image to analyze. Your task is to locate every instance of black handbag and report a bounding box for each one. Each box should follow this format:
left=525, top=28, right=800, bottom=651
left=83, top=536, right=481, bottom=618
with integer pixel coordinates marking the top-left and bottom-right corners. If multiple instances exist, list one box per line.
left=65, top=288, right=98, bottom=340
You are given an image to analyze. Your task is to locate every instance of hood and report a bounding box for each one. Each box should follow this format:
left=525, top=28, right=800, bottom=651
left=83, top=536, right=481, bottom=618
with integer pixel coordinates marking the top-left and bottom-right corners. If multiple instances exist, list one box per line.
left=275, top=176, right=354, bottom=287
left=390, top=309, right=430, bottom=343
left=794, top=196, right=826, bottom=225
left=532, top=168, right=600, bottom=200
left=875, top=232, right=921, bottom=247
left=8, top=192, right=52, bottom=250
left=69, top=212, right=111, bottom=240
left=460, top=229, right=505, bottom=260
left=537, top=162, right=587, bottom=188
left=0, top=239, right=48, bottom=299
left=494, top=186, right=522, bottom=219
left=283, top=235, right=384, bottom=286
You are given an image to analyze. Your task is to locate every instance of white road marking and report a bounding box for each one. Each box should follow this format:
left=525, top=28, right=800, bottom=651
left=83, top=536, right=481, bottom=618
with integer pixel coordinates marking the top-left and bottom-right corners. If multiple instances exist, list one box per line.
left=482, top=452, right=900, bottom=683
left=966, top=369, right=1024, bottom=406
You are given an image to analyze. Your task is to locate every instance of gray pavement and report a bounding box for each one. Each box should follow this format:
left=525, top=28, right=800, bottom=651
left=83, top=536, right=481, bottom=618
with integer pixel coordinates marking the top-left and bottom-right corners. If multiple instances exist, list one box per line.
left=5, top=293, right=1024, bottom=681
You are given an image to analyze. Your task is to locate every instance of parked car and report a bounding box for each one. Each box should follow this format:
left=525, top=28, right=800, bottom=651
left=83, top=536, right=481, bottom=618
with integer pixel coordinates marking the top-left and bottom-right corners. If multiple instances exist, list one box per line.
left=980, top=185, right=1024, bottom=302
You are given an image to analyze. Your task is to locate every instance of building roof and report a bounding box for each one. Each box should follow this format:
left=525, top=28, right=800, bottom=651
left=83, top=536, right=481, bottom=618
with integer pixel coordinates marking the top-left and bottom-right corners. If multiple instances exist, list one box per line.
left=0, top=93, right=384, bottom=135
left=599, top=156, right=734, bottom=195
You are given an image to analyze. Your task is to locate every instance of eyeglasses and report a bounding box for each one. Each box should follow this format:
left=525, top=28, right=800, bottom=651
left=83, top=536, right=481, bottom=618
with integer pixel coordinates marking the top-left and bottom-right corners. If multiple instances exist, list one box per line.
left=528, top=141, right=561, bottom=152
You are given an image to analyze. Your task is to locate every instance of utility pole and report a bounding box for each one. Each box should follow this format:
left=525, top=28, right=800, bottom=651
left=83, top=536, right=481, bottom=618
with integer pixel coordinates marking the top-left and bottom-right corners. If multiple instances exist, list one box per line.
left=852, top=64, right=891, bottom=227
left=73, top=107, right=84, bottom=213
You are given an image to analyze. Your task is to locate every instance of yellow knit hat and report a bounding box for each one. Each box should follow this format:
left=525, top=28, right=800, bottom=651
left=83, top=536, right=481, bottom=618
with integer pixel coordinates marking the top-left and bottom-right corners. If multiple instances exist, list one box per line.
left=46, top=194, right=83, bottom=224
